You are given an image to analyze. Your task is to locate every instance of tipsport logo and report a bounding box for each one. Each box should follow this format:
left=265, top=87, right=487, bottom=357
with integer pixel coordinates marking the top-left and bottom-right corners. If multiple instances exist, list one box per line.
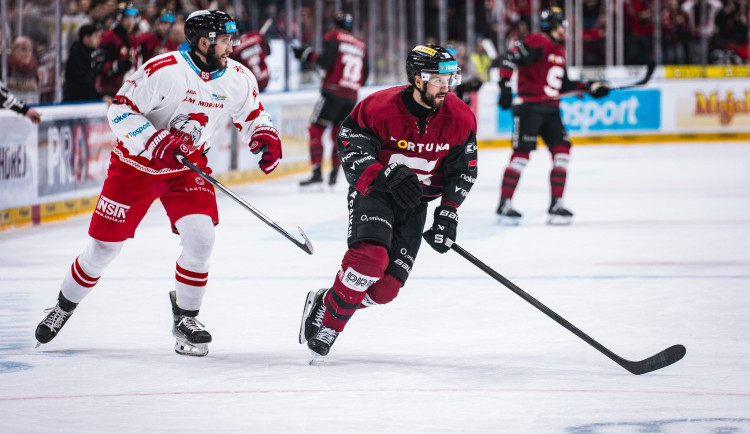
left=125, top=122, right=151, bottom=139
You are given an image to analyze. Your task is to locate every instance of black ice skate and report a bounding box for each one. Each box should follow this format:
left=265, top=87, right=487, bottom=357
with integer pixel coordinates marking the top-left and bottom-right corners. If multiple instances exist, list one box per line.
left=170, top=291, right=211, bottom=357
left=299, top=287, right=328, bottom=344
left=308, top=326, right=339, bottom=358
left=328, top=164, right=340, bottom=186
left=35, top=292, right=77, bottom=348
left=299, top=165, right=323, bottom=189
left=548, top=197, right=574, bottom=225
left=496, top=198, right=522, bottom=225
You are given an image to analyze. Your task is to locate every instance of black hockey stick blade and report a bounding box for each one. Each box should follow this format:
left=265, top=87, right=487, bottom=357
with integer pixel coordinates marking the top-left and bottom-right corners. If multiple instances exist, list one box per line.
left=446, top=240, right=685, bottom=375
left=177, top=154, right=314, bottom=255
left=611, top=60, right=656, bottom=91
left=617, top=344, right=686, bottom=375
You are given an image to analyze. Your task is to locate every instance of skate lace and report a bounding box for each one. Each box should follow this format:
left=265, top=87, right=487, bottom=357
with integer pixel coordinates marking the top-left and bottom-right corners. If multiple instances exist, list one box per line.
left=178, top=316, right=205, bottom=332
left=312, top=302, right=326, bottom=328
left=316, top=327, right=338, bottom=345
left=41, top=306, right=71, bottom=330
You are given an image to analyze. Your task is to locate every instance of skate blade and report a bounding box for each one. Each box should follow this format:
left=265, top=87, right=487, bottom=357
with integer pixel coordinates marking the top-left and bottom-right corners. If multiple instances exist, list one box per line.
left=497, top=215, right=521, bottom=226
left=309, top=350, right=325, bottom=365
left=174, top=341, right=209, bottom=357
left=299, top=183, right=324, bottom=192
left=298, top=290, right=318, bottom=344
left=547, top=215, right=573, bottom=225
left=35, top=341, right=42, bottom=348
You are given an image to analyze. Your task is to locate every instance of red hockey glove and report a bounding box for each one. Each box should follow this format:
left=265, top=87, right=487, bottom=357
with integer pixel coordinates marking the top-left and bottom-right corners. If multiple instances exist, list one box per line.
left=146, top=129, right=193, bottom=170
left=587, top=81, right=610, bottom=99
left=374, top=163, right=423, bottom=209
left=249, top=126, right=282, bottom=174
left=423, top=205, right=458, bottom=254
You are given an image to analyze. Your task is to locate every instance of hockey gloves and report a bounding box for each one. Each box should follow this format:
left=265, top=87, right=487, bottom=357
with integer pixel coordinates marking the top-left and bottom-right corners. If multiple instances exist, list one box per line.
left=587, top=80, right=610, bottom=98
left=146, top=129, right=194, bottom=170
left=423, top=205, right=458, bottom=254
left=293, top=45, right=315, bottom=63
left=498, top=78, right=513, bottom=110
left=374, top=163, right=423, bottom=209
left=111, top=58, right=133, bottom=75
left=249, top=126, right=283, bottom=174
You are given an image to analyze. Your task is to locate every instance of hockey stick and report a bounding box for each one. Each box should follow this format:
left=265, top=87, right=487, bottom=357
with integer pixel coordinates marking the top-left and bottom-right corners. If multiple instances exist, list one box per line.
left=176, top=154, right=314, bottom=255
left=446, top=240, right=685, bottom=375
left=513, top=60, right=656, bottom=104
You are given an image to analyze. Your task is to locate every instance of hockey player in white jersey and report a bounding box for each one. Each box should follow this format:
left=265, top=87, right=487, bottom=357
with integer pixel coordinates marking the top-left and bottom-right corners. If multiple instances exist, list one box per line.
left=34, top=10, right=283, bottom=356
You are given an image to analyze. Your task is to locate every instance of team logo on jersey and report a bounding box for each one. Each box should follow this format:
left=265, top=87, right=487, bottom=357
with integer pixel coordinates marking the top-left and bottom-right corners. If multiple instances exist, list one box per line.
left=169, top=113, right=209, bottom=148
left=339, top=127, right=351, bottom=138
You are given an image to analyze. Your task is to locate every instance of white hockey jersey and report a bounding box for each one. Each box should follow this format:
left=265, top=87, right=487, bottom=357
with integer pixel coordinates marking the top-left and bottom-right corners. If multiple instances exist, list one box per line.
left=107, top=50, right=275, bottom=178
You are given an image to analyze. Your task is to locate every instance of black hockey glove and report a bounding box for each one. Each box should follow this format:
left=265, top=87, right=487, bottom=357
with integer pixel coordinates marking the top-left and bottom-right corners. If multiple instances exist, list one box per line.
left=293, top=45, right=314, bottom=62
left=498, top=78, right=513, bottom=110
left=374, top=163, right=422, bottom=209
left=423, top=205, right=458, bottom=254
left=586, top=80, right=610, bottom=98
left=111, top=59, right=133, bottom=75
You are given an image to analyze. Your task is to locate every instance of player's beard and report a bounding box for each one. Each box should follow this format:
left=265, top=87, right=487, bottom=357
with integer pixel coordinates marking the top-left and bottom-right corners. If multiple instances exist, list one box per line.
left=208, top=46, right=227, bottom=69
left=423, top=88, right=447, bottom=109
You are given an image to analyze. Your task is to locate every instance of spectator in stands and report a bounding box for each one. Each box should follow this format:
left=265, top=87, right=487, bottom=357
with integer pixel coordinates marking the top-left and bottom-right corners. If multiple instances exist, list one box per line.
left=64, top=24, right=110, bottom=103
left=661, top=0, right=691, bottom=64
left=627, top=0, right=656, bottom=65
left=138, top=10, right=178, bottom=63
left=97, top=3, right=139, bottom=98
left=5, top=36, right=40, bottom=105
left=681, top=0, right=722, bottom=64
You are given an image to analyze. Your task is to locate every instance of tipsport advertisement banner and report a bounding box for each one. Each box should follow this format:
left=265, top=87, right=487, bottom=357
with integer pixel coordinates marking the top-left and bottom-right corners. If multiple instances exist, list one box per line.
left=496, top=89, right=661, bottom=135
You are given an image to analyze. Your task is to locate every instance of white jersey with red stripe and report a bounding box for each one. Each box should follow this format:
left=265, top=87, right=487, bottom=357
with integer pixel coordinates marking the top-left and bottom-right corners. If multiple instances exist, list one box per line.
left=107, top=50, right=274, bottom=178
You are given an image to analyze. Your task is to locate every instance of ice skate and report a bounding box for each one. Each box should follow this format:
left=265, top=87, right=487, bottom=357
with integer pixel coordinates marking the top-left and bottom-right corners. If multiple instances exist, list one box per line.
left=299, top=288, right=328, bottom=344
left=496, top=198, right=522, bottom=225
left=35, top=293, right=77, bottom=347
left=299, top=166, right=323, bottom=191
left=170, top=291, right=211, bottom=357
left=328, top=164, right=340, bottom=187
left=308, top=325, right=339, bottom=357
left=548, top=197, right=573, bottom=225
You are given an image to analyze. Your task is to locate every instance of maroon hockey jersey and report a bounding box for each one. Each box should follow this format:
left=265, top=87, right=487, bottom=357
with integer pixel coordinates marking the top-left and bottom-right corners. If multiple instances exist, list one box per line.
left=499, top=32, right=585, bottom=106
left=337, top=85, right=477, bottom=207
left=314, top=30, right=368, bottom=100
left=230, top=32, right=270, bottom=92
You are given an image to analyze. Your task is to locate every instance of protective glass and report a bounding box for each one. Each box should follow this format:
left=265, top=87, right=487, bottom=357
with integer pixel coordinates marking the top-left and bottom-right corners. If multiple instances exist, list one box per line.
left=421, top=71, right=462, bottom=87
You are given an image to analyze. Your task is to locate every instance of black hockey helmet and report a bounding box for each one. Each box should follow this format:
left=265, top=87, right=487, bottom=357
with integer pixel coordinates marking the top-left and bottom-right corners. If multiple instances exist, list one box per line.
left=334, top=11, right=353, bottom=30
left=540, top=6, right=567, bottom=33
left=406, top=44, right=461, bottom=86
left=185, top=10, right=238, bottom=50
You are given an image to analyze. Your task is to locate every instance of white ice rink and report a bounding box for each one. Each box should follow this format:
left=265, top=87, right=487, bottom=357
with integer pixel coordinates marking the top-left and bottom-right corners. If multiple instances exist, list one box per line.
left=1, top=143, right=749, bottom=433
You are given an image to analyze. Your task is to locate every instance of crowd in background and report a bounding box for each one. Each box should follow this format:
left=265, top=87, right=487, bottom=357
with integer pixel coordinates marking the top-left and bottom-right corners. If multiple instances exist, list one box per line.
left=0, top=0, right=748, bottom=105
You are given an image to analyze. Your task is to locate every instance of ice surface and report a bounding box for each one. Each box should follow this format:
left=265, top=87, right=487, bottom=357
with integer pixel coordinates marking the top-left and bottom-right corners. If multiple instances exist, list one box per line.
left=1, top=143, right=749, bottom=433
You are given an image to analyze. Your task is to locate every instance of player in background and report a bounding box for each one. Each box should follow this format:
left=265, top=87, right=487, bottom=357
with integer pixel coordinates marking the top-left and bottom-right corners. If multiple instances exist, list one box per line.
left=138, top=9, right=178, bottom=64
left=34, top=10, right=283, bottom=357
left=293, top=11, right=369, bottom=187
left=97, top=3, right=140, bottom=98
left=0, top=80, right=41, bottom=123
left=298, top=44, right=478, bottom=358
left=496, top=6, right=609, bottom=225
left=230, top=23, right=271, bottom=92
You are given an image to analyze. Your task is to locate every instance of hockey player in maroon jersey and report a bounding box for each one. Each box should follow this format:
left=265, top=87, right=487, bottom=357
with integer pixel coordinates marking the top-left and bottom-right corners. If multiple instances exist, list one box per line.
left=293, top=11, right=369, bottom=187
left=138, top=10, right=179, bottom=64
left=496, top=6, right=610, bottom=225
left=298, top=44, right=478, bottom=358
left=97, top=3, right=140, bottom=98
left=34, top=10, right=283, bottom=357
left=230, top=29, right=271, bottom=92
